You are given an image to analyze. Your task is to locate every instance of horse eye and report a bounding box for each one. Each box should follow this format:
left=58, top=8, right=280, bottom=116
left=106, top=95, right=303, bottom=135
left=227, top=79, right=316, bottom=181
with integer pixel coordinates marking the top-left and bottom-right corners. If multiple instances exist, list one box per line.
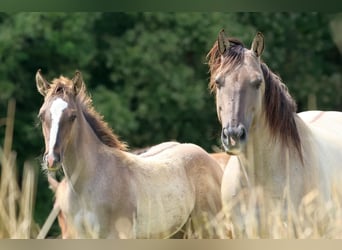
left=252, top=78, right=262, bottom=89
left=215, top=77, right=223, bottom=87
left=70, top=114, right=77, bottom=122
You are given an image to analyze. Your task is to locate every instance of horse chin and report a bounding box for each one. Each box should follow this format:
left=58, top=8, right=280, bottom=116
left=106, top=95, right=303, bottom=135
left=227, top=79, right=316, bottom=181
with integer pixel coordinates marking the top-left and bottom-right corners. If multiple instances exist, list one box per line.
left=222, top=142, right=243, bottom=155
left=225, top=148, right=242, bottom=156
left=45, top=162, right=62, bottom=172
left=48, top=165, right=61, bottom=172
left=226, top=150, right=240, bottom=156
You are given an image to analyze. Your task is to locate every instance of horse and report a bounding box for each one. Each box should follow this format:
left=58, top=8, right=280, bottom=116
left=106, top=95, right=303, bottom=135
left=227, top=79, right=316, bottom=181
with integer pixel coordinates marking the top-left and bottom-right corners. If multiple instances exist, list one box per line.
left=207, top=30, right=342, bottom=236
left=46, top=143, right=229, bottom=239
left=36, top=69, right=223, bottom=238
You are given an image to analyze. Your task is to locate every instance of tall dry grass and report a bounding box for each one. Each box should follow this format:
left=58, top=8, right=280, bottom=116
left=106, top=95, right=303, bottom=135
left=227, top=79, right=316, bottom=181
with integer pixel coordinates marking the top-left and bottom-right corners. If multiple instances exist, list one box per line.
left=2, top=99, right=342, bottom=239
left=0, top=99, right=39, bottom=238
left=201, top=185, right=342, bottom=239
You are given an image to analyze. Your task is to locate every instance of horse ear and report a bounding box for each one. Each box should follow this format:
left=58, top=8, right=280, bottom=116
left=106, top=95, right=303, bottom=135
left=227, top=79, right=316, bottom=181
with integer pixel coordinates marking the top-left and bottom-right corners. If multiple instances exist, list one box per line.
left=218, top=29, right=229, bottom=55
left=72, top=71, right=84, bottom=95
left=35, top=69, right=50, bottom=96
left=251, top=32, right=265, bottom=57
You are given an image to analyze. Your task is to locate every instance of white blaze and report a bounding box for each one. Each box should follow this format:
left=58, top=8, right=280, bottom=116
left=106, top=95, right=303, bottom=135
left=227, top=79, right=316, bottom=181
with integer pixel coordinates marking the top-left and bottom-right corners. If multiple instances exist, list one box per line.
left=48, top=98, right=68, bottom=156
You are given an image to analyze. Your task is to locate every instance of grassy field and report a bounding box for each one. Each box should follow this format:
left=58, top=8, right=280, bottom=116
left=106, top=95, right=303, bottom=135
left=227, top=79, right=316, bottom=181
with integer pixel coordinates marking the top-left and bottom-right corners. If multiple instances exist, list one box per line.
left=218, top=186, right=342, bottom=238
left=1, top=100, right=342, bottom=239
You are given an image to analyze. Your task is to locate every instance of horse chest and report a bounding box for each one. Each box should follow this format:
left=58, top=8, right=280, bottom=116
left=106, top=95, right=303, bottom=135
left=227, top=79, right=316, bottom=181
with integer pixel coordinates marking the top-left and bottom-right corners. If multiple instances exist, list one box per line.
left=59, top=184, right=103, bottom=238
left=64, top=197, right=102, bottom=238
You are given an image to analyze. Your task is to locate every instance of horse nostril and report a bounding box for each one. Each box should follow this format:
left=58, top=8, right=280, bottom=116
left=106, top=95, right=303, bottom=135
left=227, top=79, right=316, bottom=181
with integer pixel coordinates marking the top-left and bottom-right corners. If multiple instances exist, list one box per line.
left=222, top=127, right=229, bottom=139
left=240, top=127, right=246, bottom=141
left=54, top=153, right=61, bottom=163
left=222, top=125, right=247, bottom=142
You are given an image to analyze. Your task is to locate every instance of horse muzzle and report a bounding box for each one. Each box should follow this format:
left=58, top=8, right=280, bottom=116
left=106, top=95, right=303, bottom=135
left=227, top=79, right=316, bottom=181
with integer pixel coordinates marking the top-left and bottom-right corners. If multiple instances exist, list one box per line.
left=44, top=153, right=62, bottom=172
left=221, top=125, right=247, bottom=155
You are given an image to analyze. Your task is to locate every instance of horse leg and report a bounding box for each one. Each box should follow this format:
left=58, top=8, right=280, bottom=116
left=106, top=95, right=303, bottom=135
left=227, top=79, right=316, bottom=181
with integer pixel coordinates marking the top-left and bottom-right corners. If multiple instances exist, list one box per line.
left=191, top=174, right=226, bottom=237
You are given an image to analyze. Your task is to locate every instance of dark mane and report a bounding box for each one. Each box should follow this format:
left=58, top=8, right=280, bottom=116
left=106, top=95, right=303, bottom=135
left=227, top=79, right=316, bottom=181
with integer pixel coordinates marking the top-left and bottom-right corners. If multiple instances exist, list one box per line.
left=261, top=63, right=302, bottom=160
left=207, top=37, right=245, bottom=92
left=49, top=77, right=127, bottom=151
left=207, top=39, right=302, bottom=160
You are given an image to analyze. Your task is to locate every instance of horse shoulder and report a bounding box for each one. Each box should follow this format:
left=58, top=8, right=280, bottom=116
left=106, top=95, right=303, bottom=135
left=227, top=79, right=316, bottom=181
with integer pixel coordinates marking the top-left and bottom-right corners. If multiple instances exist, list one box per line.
left=54, top=178, right=102, bottom=238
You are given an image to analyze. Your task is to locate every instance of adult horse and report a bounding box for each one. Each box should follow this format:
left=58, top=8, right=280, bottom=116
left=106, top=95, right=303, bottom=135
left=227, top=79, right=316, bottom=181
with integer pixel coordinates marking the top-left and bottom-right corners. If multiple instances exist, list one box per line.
left=207, top=30, right=342, bottom=236
left=36, top=70, right=223, bottom=238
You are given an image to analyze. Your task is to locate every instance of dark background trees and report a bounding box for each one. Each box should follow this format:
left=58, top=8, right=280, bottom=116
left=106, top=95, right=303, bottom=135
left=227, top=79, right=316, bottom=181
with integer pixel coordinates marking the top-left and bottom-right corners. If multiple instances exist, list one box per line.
left=0, top=12, right=341, bottom=235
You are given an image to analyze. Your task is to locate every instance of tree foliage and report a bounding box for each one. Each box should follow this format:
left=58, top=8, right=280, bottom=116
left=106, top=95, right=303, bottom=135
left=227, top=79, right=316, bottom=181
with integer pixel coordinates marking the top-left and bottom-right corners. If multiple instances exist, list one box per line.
left=236, top=13, right=341, bottom=110
left=0, top=12, right=341, bottom=233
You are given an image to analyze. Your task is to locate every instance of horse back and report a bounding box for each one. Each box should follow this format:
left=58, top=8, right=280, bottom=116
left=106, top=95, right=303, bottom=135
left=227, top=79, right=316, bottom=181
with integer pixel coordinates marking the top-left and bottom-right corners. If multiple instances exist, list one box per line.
left=298, top=111, right=342, bottom=195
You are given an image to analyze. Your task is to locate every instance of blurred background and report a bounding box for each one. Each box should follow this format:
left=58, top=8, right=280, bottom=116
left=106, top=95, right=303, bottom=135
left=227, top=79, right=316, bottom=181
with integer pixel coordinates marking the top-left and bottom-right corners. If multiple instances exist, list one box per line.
left=0, top=12, right=341, bottom=237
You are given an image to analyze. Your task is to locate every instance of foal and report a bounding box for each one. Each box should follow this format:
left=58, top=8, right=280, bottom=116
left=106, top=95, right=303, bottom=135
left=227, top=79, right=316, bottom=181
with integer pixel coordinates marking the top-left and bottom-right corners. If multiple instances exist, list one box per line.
left=36, top=70, right=223, bottom=238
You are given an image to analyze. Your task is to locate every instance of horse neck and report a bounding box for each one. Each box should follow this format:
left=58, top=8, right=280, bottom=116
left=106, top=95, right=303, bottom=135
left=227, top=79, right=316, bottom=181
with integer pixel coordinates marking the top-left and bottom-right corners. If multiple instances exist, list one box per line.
left=240, top=111, right=291, bottom=192
left=62, top=106, right=118, bottom=188
left=242, top=113, right=323, bottom=206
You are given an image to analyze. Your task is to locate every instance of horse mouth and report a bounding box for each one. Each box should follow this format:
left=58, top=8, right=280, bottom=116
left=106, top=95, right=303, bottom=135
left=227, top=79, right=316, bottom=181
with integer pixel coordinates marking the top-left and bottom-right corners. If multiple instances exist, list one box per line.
left=43, top=153, right=63, bottom=172
left=47, top=165, right=61, bottom=172
left=43, top=161, right=62, bottom=172
left=221, top=137, right=243, bottom=155
left=223, top=145, right=242, bottom=155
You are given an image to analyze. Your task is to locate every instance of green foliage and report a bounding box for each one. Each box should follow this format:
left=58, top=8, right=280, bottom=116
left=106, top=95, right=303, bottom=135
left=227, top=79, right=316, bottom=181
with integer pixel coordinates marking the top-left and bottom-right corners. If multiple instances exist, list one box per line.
left=0, top=12, right=341, bottom=235
left=236, top=13, right=342, bottom=110
left=99, top=13, right=247, bottom=148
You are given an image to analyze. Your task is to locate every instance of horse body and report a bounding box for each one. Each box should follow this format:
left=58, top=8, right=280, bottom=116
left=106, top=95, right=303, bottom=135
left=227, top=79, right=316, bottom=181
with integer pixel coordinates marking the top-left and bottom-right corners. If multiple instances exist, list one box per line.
left=207, top=31, right=342, bottom=236
left=209, top=152, right=230, bottom=171
left=299, top=111, right=342, bottom=190
left=36, top=70, right=223, bottom=238
left=57, top=145, right=199, bottom=238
